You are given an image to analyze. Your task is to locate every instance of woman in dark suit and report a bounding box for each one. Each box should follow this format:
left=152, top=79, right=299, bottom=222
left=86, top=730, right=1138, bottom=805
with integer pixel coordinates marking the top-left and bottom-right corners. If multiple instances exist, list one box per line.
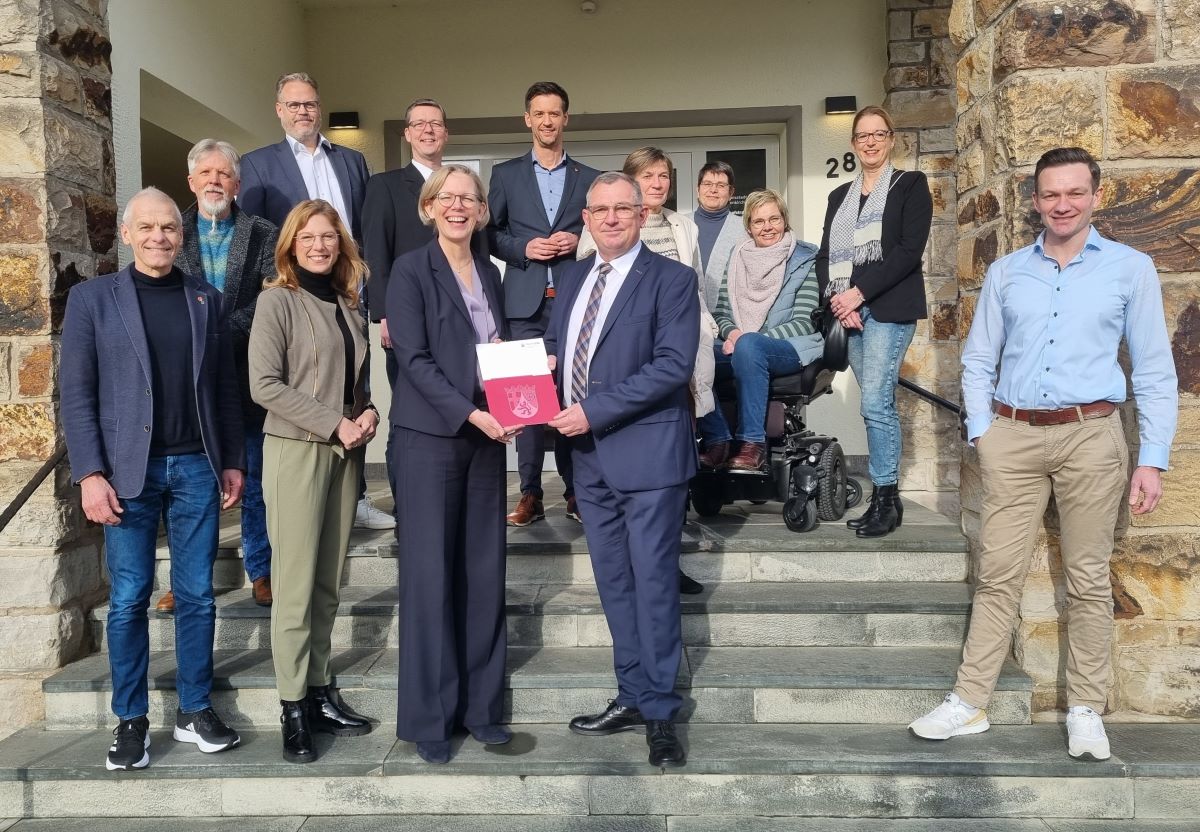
left=817, top=105, right=933, bottom=538
left=387, top=164, right=516, bottom=765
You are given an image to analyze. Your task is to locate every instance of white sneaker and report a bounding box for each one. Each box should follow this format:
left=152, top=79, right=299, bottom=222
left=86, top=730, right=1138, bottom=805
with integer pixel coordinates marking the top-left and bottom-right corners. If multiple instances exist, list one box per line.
left=354, top=497, right=395, bottom=530
left=909, top=692, right=990, bottom=740
left=1066, top=706, right=1111, bottom=761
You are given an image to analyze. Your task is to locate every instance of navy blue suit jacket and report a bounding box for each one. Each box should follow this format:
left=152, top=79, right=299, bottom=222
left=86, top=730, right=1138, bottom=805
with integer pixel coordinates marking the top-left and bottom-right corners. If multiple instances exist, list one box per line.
left=238, top=138, right=369, bottom=242
left=486, top=152, right=599, bottom=321
left=546, top=246, right=700, bottom=492
left=60, top=267, right=245, bottom=498
left=386, top=239, right=509, bottom=437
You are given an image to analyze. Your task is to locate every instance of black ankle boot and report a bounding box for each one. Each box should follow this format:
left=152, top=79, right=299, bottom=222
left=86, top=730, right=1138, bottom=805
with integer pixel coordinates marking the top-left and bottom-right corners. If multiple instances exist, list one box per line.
left=281, top=699, right=316, bottom=763
left=857, top=485, right=900, bottom=538
left=847, top=486, right=880, bottom=530
left=307, top=684, right=372, bottom=737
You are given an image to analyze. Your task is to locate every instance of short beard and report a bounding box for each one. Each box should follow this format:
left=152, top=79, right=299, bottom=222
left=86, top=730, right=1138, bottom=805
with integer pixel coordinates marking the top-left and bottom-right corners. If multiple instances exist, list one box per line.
left=199, top=195, right=231, bottom=218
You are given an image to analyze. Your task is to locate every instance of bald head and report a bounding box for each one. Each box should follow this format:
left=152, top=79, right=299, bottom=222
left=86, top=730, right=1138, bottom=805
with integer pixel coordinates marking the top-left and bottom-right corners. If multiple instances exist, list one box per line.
left=120, top=188, right=183, bottom=277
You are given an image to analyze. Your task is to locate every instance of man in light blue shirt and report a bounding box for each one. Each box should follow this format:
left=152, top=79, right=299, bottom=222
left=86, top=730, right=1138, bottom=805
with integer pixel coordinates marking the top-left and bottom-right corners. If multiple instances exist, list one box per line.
left=910, top=147, right=1178, bottom=762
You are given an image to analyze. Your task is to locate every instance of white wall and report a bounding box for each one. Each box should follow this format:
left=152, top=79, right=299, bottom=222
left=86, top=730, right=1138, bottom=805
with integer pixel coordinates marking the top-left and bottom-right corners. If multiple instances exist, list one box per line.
left=110, top=0, right=308, bottom=219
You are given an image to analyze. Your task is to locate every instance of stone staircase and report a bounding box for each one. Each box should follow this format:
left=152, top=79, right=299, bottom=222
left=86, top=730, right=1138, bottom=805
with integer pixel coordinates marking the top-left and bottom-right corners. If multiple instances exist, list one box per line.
left=1, top=484, right=1198, bottom=827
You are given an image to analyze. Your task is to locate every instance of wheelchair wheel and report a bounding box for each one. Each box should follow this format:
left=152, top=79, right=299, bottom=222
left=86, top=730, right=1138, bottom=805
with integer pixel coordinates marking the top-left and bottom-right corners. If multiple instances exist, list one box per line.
left=816, top=442, right=848, bottom=521
left=845, top=477, right=863, bottom=509
left=690, top=484, right=724, bottom=518
left=783, top=496, right=818, bottom=533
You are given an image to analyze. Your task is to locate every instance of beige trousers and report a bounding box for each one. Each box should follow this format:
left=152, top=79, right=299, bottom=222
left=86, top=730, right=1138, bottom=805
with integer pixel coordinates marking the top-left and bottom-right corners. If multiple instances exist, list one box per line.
left=263, top=434, right=363, bottom=701
left=954, top=409, right=1128, bottom=712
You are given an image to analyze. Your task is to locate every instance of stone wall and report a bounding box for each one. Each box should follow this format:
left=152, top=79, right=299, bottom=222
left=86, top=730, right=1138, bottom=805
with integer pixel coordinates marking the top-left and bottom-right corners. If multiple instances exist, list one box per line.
left=0, top=0, right=113, bottom=739
left=883, top=0, right=962, bottom=515
left=952, top=0, right=1200, bottom=717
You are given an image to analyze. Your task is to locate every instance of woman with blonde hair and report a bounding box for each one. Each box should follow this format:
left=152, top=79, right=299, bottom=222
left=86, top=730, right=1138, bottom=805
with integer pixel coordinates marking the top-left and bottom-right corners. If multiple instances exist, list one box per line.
left=249, top=199, right=378, bottom=764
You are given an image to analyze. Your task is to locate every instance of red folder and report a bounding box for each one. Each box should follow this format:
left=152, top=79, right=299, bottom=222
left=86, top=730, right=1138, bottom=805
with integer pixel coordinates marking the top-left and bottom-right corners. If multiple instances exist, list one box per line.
left=482, top=373, right=562, bottom=427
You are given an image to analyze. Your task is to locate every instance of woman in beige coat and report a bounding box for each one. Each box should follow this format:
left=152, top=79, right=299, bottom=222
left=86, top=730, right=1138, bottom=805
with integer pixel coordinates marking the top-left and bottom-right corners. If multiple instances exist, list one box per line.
left=249, top=199, right=377, bottom=764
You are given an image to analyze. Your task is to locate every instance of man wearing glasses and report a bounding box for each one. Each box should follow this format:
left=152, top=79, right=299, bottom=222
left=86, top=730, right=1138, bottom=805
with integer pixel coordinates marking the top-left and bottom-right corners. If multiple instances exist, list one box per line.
left=487, top=81, right=600, bottom=528
left=238, top=72, right=389, bottom=531
left=685, top=161, right=748, bottom=314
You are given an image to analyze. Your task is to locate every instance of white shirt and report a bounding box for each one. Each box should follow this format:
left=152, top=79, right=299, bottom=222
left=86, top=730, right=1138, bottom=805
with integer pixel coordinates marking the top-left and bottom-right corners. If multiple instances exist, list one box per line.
left=562, top=242, right=643, bottom=406
left=286, top=133, right=351, bottom=232
left=411, top=159, right=435, bottom=181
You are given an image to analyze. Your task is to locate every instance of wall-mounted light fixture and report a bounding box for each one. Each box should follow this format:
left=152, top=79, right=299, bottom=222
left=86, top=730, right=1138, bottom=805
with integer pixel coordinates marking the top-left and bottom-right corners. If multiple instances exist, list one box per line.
left=329, top=111, right=359, bottom=130
left=824, top=96, right=858, bottom=115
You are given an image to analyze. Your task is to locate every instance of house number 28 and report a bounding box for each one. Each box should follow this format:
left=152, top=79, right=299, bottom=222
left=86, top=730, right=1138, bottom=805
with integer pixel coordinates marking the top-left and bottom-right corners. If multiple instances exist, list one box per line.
left=826, top=153, right=857, bottom=178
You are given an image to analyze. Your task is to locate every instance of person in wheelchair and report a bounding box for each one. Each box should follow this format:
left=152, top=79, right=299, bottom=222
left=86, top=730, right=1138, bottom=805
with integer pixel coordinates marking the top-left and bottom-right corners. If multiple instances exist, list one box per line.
left=697, top=189, right=824, bottom=473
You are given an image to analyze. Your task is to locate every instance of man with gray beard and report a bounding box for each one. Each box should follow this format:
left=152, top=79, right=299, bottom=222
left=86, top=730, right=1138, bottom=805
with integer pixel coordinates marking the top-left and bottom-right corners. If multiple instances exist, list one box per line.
left=155, top=139, right=279, bottom=613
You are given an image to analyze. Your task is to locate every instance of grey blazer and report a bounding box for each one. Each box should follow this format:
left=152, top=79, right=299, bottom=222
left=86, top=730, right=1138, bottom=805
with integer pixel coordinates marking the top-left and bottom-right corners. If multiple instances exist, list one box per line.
left=684, top=210, right=750, bottom=313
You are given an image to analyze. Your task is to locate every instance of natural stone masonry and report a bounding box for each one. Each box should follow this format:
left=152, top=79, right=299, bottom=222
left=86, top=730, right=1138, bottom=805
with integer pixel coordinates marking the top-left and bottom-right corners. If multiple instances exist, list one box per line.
left=952, top=0, right=1200, bottom=717
left=0, top=0, right=113, bottom=741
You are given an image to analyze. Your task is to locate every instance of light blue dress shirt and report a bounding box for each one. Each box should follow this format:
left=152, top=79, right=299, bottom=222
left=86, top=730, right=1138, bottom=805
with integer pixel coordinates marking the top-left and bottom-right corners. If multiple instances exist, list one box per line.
left=961, top=226, right=1177, bottom=469
left=532, top=150, right=568, bottom=287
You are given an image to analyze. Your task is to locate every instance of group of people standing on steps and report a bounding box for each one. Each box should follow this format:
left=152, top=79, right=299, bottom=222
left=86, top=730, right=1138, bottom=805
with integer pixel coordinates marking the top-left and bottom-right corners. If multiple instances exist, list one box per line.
left=60, top=67, right=1178, bottom=774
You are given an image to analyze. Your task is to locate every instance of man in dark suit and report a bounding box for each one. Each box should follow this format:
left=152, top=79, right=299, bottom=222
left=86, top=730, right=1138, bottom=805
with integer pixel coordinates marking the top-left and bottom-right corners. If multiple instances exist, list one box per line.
left=60, top=188, right=246, bottom=771
left=487, top=81, right=599, bottom=527
left=546, top=171, right=700, bottom=768
left=238, top=71, right=390, bottom=531
left=152, top=139, right=278, bottom=614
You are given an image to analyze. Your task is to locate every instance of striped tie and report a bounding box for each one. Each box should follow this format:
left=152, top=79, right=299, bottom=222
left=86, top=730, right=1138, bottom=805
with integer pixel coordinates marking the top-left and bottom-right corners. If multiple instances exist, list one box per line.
left=570, top=262, right=612, bottom=404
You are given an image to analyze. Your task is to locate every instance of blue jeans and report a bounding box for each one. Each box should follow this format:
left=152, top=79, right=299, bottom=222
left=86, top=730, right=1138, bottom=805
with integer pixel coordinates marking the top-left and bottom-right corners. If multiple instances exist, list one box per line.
left=105, top=453, right=219, bottom=719
left=697, top=332, right=803, bottom=445
left=240, top=430, right=270, bottom=582
left=847, top=306, right=916, bottom=487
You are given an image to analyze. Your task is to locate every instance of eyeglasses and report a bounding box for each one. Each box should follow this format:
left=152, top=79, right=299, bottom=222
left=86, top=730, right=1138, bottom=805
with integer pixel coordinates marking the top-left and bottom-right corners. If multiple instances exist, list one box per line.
left=853, top=129, right=893, bottom=143
left=749, top=215, right=785, bottom=230
left=280, top=100, right=320, bottom=113
left=296, top=232, right=339, bottom=248
left=699, top=180, right=730, bottom=191
left=407, top=119, right=446, bottom=132
left=586, top=203, right=641, bottom=221
left=434, top=192, right=481, bottom=208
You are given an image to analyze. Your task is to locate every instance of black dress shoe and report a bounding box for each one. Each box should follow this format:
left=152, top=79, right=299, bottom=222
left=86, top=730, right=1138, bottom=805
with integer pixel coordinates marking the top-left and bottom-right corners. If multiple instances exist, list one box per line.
left=646, top=720, right=686, bottom=767
left=307, top=684, right=372, bottom=737
left=679, top=569, right=704, bottom=595
left=569, top=701, right=645, bottom=736
left=280, top=699, right=316, bottom=763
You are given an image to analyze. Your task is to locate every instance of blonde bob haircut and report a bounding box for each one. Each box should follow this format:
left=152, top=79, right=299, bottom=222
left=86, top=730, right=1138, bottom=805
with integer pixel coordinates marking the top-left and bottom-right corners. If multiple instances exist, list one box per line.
left=741, top=188, right=791, bottom=234
left=417, top=164, right=490, bottom=229
left=268, top=199, right=366, bottom=309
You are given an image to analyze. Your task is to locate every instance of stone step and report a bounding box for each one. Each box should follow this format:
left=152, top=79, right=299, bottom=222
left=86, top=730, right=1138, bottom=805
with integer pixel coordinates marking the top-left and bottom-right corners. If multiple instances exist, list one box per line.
left=1, top=723, right=1198, bottom=821
left=8, top=821, right=1200, bottom=832
left=41, top=645, right=1032, bottom=730
left=90, top=582, right=976, bottom=651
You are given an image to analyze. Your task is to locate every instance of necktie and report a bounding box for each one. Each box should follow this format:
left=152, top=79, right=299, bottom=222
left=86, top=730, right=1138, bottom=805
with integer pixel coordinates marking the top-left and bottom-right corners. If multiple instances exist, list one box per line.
left=570, top=262, right=612, bottom=404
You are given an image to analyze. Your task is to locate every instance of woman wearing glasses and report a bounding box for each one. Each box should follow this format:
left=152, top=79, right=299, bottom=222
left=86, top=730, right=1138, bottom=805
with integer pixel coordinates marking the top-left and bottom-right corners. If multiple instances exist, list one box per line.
left=816, top=106, right=932, bottom=538
left=697, top=189, right=825, bottom=474
left=387, top=165, right=514, bottom=765
left=249, top=199, right=377, bottom=764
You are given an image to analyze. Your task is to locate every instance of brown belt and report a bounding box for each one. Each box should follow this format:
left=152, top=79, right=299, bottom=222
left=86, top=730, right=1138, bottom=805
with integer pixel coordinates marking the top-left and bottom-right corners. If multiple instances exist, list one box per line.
left=544, top=287, right=556, bottom=298
left=993, top=400, right=1116, bottom=426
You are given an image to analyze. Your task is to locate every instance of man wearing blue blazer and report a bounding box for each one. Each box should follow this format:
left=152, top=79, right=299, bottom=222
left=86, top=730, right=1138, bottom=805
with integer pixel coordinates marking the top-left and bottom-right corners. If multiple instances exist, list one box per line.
left=238, top=72, right=389, bottom=531
left=487, top=81, right=599, bottom=527
left=60, top=188, right=246, bottom=771
left=546, top=171, right=700, bottom=768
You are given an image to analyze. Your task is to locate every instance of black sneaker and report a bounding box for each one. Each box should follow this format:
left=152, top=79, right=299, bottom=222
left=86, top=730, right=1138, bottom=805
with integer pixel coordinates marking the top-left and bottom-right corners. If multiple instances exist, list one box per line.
left=173, top=706, right=241, bottom=753
left=106, top=715, right=150, bottom=770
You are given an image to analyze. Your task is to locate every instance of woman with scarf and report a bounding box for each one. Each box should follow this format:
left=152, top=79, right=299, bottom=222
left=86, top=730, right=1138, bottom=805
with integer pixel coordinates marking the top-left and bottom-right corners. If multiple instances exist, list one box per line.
left=816, top=106, right=933, bottom=538
left=697, top=189, right=825, bottom=474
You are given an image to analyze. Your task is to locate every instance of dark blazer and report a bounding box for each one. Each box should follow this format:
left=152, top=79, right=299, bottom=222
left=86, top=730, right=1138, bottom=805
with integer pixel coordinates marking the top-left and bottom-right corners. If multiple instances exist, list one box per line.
left=387, top=239, right=509, bottom=437
left=486, top=152, right=599, bottom=320
left=816, top=169, right=932, bottom=323
left=60, top=266, right=245, bottom=498
left=238, top=138, right=370, bottom=242
left=545, top=246, right=700, bottom=492
left=361, top=163, right=486, bottom=323
left=177, top=203, right=278, bottom=429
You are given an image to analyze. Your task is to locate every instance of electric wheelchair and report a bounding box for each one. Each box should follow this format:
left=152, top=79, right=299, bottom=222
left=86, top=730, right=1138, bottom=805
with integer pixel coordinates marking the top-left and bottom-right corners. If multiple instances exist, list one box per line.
left=688, top=306, right=862, bottom=532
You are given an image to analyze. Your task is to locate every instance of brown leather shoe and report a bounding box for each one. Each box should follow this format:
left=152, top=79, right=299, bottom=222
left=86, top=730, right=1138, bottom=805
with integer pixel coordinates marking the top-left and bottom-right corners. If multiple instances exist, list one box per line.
left=252, top=576, right=273, bottom=607
left=698, top=441, right=731, bottom=470
left=155, top=591, right=175, bottom=614
left=506, top=493, right=545, bottom=527
left=727, top=442, right=767, bottom=473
